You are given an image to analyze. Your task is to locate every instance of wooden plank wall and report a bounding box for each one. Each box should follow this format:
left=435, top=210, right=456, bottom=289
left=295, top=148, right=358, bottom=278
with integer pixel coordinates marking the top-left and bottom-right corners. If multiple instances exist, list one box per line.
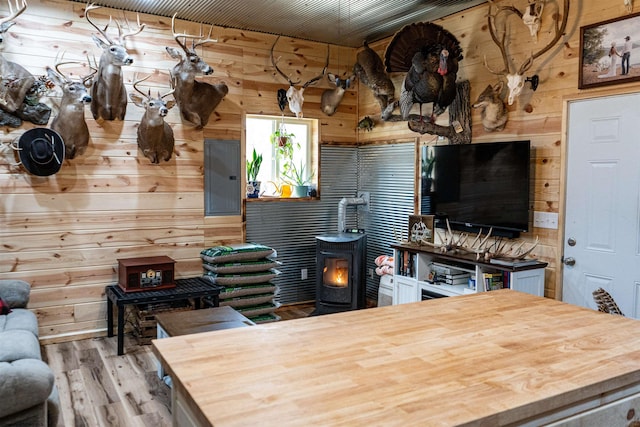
left=3, top=0, right=640, bottom=342
left=0, top=0, right=357, bottom=342
left=357, top=0, right=640, bottom=300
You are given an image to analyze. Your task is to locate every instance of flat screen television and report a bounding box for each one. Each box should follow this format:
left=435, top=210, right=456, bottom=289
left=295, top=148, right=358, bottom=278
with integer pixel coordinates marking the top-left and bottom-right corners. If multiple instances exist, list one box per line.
left=421, top=140, right=531, bottom=238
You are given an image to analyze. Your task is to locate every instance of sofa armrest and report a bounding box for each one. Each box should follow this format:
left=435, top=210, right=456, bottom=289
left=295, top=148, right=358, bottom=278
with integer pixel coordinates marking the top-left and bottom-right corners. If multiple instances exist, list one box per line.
left=0, top=280, right=30, bottom=308
left=0, top=359, right=55, bottom=419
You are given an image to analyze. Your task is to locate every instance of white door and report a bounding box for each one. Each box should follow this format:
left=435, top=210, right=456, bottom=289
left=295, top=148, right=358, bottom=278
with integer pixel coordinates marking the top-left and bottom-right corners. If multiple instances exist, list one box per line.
left=562, top=93, right=640, bottom=317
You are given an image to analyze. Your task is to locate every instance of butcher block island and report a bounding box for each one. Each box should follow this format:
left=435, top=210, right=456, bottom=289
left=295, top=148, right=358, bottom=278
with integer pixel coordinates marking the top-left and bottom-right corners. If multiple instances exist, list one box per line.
left=153, top=290, right=640, bottom=426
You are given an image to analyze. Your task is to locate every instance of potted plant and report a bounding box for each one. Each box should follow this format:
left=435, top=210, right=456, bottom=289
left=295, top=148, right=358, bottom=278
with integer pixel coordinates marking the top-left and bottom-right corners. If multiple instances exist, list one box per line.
left=270, top=125, right=298, bottom=177
left=246, top=148, right=263, bottom=198
left=282, top=160, right=315, bottom=197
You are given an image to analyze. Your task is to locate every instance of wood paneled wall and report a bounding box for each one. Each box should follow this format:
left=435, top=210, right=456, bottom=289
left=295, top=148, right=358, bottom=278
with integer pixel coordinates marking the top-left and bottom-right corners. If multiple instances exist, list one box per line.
left=3, top=0, right=640, bottom=342
left=0, top=0, right=357, bottom=342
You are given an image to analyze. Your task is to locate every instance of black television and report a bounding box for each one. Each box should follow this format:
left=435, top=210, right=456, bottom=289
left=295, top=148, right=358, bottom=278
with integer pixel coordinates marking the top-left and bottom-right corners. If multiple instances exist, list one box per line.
left=421, top=140, right=531, bottom=238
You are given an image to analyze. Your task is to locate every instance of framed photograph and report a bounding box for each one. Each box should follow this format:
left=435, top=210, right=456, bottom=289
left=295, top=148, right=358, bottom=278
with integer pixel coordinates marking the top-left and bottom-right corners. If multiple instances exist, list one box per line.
left=579, top=12, right=640, bottom=89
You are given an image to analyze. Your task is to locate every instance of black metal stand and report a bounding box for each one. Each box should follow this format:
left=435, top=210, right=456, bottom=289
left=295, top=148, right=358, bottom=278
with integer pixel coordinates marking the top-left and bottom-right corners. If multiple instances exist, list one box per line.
left=105, top=277, right=222, bottom=355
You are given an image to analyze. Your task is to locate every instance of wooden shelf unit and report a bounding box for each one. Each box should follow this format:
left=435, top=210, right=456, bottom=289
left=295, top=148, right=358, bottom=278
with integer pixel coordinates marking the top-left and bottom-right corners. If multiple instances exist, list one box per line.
left=391, top=243, right=547, bottom=304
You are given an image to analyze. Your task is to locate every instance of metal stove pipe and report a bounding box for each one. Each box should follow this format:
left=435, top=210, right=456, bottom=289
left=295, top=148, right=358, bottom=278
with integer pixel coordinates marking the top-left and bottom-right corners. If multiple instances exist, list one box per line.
left=338, top=196, right=367, bottom=233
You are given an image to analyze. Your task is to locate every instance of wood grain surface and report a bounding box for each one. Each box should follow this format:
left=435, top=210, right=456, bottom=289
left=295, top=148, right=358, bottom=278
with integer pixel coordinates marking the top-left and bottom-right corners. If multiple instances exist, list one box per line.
left=153, top=290, right=640, bottom=426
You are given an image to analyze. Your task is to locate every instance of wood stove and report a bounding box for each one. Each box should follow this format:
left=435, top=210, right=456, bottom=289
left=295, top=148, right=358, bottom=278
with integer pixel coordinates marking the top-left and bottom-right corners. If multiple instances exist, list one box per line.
left=313, top=232, right=367, bottom=315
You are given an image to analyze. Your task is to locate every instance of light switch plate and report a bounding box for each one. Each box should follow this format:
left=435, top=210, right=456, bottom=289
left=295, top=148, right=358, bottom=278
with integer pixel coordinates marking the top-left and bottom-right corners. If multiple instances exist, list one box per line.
left=533, top=211, right=558, bottom=229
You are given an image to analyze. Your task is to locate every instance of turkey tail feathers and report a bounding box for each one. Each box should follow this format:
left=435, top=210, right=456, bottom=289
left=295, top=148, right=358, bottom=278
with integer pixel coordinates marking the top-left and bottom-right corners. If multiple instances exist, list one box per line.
left=384, top=22, right=463, bottom=73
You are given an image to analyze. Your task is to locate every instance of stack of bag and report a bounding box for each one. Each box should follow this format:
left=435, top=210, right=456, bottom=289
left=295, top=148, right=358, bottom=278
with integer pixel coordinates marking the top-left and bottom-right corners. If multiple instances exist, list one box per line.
left=200, top=243, right=281, bottom=323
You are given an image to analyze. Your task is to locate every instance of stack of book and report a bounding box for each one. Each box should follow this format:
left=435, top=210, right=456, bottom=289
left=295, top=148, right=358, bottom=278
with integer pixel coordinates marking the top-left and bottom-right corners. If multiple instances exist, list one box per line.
left=429, top=263, right=471, bottom=287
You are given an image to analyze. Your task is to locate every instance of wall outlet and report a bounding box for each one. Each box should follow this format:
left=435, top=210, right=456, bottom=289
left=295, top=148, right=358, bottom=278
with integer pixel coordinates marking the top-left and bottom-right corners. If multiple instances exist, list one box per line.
left=301, top=268, right=307, bottom=280
left=533, top=211, right=558, bottom=229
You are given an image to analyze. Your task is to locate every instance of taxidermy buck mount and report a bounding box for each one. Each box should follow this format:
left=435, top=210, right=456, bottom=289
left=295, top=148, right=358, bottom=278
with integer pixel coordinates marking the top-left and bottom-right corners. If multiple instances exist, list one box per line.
left=484, top=0, right=570, bottom=105
left=85, top=2, right=145, bottom=121
left=382, top=22, right=470, bottom=142
left=0, top=0, right=51, bottom=127
left=167, top=13, right=228, bottom=129
left=0, top=0, right=32, bottom=113
left=270, top=35, right=329, bottom=119
left=129, top=74, right=176, bottom=164
left=321, top=71, right=355, bottom=116
left=352, top=41, right=395, bottom=120
left=46, top=59, right=96, bottom=159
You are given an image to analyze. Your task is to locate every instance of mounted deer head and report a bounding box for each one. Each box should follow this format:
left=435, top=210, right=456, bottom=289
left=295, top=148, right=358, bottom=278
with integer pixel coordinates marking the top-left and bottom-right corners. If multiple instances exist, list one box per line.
left=85, top=2, right=145, bottom=121
left=129, top=74, right=176, bottom=164
left=0, top=0, right=35, bottom=114
left=321, top=72, right=355, bottom=116
left=270, top=36, right=328, bottom=118
left=484, top=0, right=569, bottom=105
left=46, top=58, right=96, bottom=159
left=522, top=0, right=544, bottom=42
left=166, top=13, right=228, bottom=129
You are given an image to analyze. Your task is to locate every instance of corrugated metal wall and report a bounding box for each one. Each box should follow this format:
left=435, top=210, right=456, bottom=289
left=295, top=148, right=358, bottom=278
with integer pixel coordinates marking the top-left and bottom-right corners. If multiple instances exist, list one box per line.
left=246, top=143, right=415, bottom=304
left=357, top=143, right=416, bottom=301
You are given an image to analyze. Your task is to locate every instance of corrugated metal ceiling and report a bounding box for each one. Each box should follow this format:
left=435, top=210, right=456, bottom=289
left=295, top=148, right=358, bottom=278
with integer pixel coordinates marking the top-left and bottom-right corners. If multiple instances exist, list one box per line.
left=75, top=0, right=487, bottom=47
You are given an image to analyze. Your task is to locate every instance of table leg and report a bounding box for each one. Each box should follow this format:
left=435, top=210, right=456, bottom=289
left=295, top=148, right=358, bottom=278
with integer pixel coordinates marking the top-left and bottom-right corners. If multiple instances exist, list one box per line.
left=117, top=304, right=125, bottom=356
left=107, top=294, right=114, bottom=338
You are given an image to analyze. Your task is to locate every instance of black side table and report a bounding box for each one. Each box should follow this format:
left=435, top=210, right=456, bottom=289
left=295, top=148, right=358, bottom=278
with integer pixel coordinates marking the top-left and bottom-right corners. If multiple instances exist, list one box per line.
left=106, top=277, right=222, bottom=355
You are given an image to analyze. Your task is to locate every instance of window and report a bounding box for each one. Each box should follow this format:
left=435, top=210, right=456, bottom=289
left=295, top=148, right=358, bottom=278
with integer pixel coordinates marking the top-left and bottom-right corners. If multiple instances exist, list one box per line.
left=246, top=115, right=318, bottom=197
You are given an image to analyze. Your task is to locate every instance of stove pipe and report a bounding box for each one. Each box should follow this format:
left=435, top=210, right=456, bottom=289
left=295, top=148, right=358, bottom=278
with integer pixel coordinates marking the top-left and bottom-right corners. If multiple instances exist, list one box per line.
left=337, top=196, right=367, bottom=233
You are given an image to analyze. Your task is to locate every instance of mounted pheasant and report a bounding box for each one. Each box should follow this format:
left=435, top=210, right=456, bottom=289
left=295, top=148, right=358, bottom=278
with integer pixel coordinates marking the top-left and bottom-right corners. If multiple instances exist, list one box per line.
left=384, top=22, right=463, bottom=123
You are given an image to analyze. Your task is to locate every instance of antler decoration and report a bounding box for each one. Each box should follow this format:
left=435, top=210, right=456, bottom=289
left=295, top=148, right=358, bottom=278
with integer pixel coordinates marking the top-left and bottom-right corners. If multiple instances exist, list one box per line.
left=484, top=0, right=570, bottom=105
left=270, top=36, right=329, bottom=118
left=414, top=219, right=539, bottom=262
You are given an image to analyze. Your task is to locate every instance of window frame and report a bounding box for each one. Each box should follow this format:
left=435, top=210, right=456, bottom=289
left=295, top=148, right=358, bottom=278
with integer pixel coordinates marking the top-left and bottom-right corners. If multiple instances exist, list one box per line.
left=245, top=114, right=319, bottom=200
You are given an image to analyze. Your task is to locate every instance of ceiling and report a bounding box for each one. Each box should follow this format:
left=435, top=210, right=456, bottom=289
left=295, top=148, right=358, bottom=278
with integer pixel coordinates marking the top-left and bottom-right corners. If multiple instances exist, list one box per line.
left=76, top=0, right=488, bottom=48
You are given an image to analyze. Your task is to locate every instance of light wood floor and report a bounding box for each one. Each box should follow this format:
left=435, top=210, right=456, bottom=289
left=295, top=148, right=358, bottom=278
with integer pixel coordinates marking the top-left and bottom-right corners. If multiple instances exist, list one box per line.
left=43, top=303, right=314, bottom=427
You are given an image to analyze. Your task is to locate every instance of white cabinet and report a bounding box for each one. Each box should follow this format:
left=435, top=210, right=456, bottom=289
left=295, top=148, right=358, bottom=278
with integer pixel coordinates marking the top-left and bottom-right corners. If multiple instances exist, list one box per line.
left=393, top=275, right=418, bottom=305
left=392, top=244, right=546, bottom=304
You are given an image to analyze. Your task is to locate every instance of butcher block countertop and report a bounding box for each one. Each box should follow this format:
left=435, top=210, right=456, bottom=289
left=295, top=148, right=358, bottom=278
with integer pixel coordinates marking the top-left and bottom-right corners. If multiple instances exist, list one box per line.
left=152, top=290, right=640, bottom=426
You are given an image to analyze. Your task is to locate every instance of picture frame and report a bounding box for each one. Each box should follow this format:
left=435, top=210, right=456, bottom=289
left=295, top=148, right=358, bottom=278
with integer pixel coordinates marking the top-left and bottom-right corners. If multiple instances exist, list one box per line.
left=579, top=12, right=640, bottom=89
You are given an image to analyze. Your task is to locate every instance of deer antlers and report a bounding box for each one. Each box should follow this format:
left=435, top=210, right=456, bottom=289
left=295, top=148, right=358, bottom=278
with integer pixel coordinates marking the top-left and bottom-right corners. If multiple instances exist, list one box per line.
left=132, top=73, right=175, bottom=101
left=0, top=0, right=26, bottom=27
left=484, top=0, right=570, bottom=104
left=270, top=35, right=329, bottom=118
left=85, top=2, right=145, bottom=46
left=171, top=13, right=217, bottom=54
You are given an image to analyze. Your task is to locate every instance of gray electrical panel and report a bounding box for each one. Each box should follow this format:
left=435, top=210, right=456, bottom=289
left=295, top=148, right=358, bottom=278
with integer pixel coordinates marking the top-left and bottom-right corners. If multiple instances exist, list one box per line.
left=204, top=139, right=241, bottom=216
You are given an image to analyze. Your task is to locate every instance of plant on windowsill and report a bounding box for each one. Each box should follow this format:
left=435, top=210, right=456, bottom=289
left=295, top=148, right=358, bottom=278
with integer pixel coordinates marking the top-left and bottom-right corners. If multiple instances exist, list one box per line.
left=281, top=161, right=315, bottom=197
left=246, top=148, right=263, bottom=198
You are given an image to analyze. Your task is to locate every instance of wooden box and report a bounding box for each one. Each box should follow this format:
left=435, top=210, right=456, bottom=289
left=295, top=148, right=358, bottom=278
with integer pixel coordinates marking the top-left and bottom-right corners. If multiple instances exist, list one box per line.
left=117, top=256, right=176, bottom=292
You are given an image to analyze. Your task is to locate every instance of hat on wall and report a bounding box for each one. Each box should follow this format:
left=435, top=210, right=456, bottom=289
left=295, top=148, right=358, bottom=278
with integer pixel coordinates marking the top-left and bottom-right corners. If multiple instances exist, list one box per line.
left=16, top=128, right=65, bottom=176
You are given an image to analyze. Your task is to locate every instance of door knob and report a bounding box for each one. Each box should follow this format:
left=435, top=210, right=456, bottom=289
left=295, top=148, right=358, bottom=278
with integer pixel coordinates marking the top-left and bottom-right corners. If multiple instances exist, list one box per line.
left=567, top=237, right=576, bottom=246
left=564, top=257, right=576, bottom=266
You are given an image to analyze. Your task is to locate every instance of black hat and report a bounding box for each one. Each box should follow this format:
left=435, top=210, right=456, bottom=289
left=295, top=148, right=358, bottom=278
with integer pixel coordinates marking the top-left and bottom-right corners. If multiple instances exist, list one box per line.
left=626, top=36, right=631, bottom=40
left=17, top=128, right=65, bottom=176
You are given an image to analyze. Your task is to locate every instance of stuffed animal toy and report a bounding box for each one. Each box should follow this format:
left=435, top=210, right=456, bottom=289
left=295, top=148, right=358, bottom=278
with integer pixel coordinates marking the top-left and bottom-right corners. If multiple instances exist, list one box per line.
left=375, top=255, right=394, bottom=276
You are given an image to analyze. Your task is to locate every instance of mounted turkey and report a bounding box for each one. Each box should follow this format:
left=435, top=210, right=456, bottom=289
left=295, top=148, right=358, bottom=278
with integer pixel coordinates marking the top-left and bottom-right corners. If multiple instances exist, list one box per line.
left=385, top=22, right=463, bottom=122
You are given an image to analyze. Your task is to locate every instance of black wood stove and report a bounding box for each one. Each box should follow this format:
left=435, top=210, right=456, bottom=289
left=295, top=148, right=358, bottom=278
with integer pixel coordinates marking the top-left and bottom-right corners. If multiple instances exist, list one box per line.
left=313, top=232, right=367, bottom=315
